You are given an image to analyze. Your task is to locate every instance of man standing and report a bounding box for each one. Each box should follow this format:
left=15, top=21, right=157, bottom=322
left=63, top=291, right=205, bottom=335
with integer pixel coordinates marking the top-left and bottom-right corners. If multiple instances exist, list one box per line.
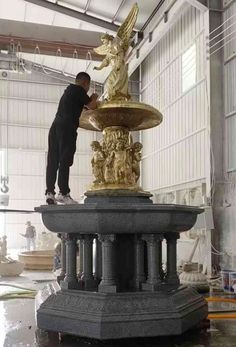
left=45, top=72, right=98, bottom=205
left=21, top=221, right=36, bottom=251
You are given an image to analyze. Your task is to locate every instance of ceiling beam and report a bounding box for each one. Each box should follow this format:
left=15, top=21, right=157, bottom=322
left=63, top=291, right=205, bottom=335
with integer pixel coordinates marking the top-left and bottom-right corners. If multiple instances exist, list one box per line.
left=0, top=19, right=102, bottom=46
left=0, top=19, right=103, bottom=60
left=141, top=0, right=165, bottom=31
left=24, top=0, right=119, bottom=32
left=112, top=0, right=127, bottom=22
left=84, top=0, right=91, bottom=13
left=0, top=35, right=102, bottom=60
left=186, top=0, right=208, bottom=11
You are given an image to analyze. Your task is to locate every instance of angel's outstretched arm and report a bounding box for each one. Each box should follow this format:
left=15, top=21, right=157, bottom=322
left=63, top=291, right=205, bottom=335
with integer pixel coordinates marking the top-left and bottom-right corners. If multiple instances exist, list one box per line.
left=94, top=57, right=109, bottom=71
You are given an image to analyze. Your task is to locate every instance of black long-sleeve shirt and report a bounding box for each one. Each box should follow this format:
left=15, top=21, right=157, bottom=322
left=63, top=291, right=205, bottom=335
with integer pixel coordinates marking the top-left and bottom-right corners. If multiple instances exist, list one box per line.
left=55, top=84, right=90, bottom=128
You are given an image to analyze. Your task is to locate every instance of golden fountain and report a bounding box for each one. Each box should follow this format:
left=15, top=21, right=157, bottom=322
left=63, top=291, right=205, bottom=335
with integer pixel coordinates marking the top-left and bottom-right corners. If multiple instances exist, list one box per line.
left=36, top=5, right=207, bottom=337
left=80, top=3, right=163, bottom=193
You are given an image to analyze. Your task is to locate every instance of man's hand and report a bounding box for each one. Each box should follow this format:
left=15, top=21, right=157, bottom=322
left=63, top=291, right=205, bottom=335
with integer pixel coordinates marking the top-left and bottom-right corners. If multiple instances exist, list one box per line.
left=86, top=93, right=99, bottom=110
left=90, top=93, right=98, bottom=100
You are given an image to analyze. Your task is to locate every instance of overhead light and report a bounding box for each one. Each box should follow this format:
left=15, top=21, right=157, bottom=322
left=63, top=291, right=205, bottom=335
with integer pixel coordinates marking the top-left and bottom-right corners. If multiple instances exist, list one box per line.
left=131, top=31, right=144, bottom=48
left=148, top=32, right=153, bottom=43
left=164, top=11, right=168, bottom=23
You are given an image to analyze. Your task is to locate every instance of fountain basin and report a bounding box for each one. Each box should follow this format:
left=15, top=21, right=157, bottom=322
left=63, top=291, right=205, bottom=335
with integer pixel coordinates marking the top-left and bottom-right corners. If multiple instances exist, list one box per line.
left=35, top=203, right=203, bottom=235
left=18, top=250, right=54, bottom=270
left=35, top=199, right=206, bottom=339
left=79, top=100, right=163, bottom=131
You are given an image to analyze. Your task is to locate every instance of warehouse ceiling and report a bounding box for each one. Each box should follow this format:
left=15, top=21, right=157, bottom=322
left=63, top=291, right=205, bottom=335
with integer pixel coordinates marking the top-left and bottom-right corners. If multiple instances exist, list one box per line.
left=0, top=0, right=164, bottom=82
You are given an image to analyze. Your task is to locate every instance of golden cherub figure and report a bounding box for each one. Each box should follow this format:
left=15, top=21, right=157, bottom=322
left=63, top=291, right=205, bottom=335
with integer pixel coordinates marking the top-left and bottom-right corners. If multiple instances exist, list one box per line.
left=131, top=142, right=143, bottom=182
left=93, top=3, right=139, bottom=102
left=91, top=141, right=106, bottom=184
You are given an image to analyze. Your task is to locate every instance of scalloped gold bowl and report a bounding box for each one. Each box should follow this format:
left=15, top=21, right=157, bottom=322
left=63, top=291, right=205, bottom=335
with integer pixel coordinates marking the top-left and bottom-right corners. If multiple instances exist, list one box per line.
left=79, top=100, right=163, bottom=131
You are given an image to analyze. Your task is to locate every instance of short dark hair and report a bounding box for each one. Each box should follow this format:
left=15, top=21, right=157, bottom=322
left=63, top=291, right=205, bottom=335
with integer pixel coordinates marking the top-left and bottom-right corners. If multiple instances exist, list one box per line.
left=75, top=72, right=91, bottom=82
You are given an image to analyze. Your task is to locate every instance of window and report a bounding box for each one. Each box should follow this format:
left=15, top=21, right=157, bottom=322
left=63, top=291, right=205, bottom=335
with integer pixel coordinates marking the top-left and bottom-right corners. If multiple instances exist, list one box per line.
left=182, top=44, right=196, bottom=93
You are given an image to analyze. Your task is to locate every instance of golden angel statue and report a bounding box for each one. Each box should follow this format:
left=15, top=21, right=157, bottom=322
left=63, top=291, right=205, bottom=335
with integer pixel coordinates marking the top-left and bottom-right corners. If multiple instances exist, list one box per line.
left=93, top=3, right=139, bottom=102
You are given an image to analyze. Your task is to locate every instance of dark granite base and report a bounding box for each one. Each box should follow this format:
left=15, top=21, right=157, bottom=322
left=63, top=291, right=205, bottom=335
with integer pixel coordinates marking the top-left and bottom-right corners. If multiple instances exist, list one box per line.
left=84, top=190, right=153, bottom=204
left=37, top=286, right=207, bottom=340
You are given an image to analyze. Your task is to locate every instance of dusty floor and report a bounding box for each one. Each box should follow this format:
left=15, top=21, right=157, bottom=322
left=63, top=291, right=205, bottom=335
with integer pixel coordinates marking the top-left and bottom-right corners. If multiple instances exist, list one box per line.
left=0, top=271, right=236, bottom=347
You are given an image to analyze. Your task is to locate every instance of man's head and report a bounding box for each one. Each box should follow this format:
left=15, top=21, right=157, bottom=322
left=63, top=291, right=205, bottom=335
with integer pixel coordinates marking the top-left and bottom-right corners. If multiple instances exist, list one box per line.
left=26, top=221, right=31, bottom=226
left=75, top=72, right=91, bottom=92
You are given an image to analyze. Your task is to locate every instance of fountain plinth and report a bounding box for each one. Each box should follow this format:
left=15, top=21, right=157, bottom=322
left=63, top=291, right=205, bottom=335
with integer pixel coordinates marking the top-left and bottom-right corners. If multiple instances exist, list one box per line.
left=36, top=203, right=207, bottom=339
left=80, top=100, right=162, bottom=193
left=35, top=3, right=207, bottom=340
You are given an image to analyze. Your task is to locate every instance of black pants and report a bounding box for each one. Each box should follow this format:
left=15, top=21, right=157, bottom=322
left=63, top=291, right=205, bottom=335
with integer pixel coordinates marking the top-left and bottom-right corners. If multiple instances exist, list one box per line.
left=46, top=120, right=77, bottom=195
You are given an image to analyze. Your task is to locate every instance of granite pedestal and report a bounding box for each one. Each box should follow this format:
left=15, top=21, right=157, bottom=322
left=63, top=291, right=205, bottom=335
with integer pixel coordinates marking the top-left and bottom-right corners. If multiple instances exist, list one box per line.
left=35, top=193, right=207, bottom=339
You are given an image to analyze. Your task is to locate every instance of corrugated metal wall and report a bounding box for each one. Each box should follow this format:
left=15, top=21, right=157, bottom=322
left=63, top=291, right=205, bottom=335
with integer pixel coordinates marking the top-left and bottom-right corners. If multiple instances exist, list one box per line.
left=143, top=0, right=175, bottom=35
left=213, top=0, right=236, bottom=266
left=224, top=1, right=236, bottom=172
left=140, top=4, right=210, bottom=196
left=0, top=71, right=96, bottom=249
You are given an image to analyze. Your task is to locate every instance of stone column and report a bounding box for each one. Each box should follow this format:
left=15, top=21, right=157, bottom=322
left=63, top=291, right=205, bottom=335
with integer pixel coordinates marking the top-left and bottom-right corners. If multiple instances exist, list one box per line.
left=94, top=237, right=102, bottom=282
left=165, top=233, right=180, bottom=286
left=77, top=236, right=84, bottom=279
left=142, top=234, right=162, bottom=291
left=159, top=236, right=165, bottom=280
left=81, top=234, right=95, bottom=290
left=133, top=235, right=146, bottom=290
left=57, top=234, right=66, bottom=284
left=98, top=234, right=117, bottom=293
left=61, top=234, right=78, bottom=290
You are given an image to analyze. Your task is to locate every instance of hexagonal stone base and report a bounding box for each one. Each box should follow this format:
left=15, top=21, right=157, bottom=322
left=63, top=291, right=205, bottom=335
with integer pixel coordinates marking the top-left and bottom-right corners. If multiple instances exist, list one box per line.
left=37, top=286, right=207, bottom=340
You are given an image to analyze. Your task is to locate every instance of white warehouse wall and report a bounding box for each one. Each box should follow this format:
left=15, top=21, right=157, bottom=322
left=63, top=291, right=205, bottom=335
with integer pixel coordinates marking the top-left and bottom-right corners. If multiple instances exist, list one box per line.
left=212, top=0, right=236, bottom=268
left=140, top=4, right=210, bottom=197
left=138, top=3, right=211, bottom=270
left=224, top=1, right=236, bottom=174
left=0, top=70, right=96, bottom=249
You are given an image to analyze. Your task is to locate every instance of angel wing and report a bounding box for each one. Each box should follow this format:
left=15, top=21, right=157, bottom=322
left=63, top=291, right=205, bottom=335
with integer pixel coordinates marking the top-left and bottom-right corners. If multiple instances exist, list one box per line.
left=116, top=3, right=139, bottom=53
left=93, top=44, right=110, bottom=56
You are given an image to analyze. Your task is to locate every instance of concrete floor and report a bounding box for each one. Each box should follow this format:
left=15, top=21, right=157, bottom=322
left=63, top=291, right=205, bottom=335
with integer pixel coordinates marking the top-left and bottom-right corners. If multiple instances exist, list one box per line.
left=0, top=271, right=236, bottom=347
